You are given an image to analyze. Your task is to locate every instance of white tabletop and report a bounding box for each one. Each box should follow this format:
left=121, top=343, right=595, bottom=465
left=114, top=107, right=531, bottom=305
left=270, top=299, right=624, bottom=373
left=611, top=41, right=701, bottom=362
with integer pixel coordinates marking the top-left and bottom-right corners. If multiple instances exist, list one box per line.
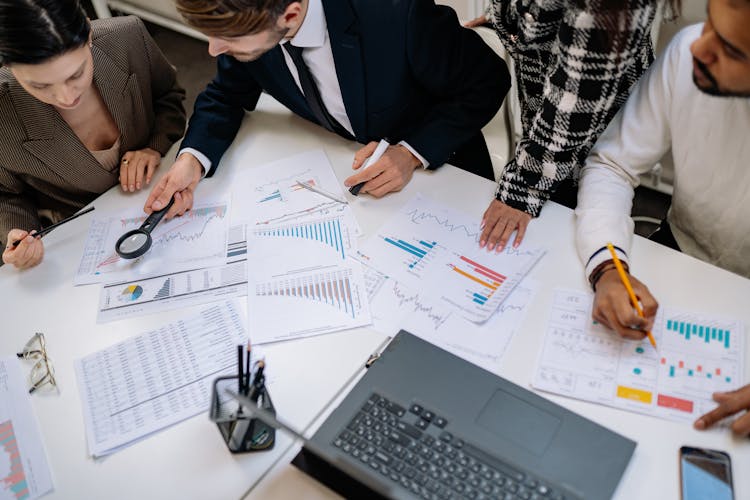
left=1, top=94, right=748, bottom=500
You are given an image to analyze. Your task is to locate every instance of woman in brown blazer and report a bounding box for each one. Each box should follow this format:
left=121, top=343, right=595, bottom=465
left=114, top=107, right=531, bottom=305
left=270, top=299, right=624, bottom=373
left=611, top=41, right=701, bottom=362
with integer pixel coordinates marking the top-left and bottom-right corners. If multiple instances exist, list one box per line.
left=0, top=0, right=186, bottom=269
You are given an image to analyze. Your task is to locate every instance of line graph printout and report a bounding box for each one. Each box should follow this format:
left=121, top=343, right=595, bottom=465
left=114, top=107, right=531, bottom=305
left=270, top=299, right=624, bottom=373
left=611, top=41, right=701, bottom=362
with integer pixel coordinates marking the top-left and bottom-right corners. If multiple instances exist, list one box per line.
left=532, top=289, right=746, bottom=423
left=364, top=267, right=537, bottom=373
left=357, top=194, right=545, bottom=323
left=0, top=358, right=53, bottom=500
left=76, top=301, right=247, bottom=457
left=231, top=150, right=361, bottom=234
left=96, top=225, right=248, bottom=323
left=248, top=263, right=371, bottom=344
left=75, top=200, right=230, bottom=285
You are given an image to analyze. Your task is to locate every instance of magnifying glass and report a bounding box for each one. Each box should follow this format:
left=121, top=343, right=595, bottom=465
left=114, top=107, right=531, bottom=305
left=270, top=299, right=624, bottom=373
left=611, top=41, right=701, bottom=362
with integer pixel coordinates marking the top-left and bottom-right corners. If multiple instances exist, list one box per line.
left=115, top=197, right=175, bottom=259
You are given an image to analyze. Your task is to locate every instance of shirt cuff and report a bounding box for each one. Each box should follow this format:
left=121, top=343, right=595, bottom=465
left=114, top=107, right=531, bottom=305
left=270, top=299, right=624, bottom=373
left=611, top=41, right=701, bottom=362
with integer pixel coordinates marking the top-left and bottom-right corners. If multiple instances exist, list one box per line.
left=585, top=245, right=629, bottom=279
left=398, top=141, right=429, bottom=169
left=178, top=148, right=211, bottom=178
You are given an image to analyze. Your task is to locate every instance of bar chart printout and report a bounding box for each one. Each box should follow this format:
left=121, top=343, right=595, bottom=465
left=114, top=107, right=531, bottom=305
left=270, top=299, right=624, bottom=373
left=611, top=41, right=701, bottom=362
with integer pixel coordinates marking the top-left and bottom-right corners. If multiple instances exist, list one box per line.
left=97, top=225, right=249, bottom=323
left=532, top=289, right=745, bottom=423
left=231, top=150, right=361, bottom=234
left=249, top=264, right=372, bottom=344
left=0, top=358, right=53, bottom=500
left=357, top=194, right=544, bottom=322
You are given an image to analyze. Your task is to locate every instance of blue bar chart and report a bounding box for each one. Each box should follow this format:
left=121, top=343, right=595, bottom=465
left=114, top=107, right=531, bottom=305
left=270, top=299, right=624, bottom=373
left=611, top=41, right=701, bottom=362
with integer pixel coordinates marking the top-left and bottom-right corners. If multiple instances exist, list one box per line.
left=256, top=217, right=348, bottom=259
left=666, top=319, right=731, bottom=349
left=383, top=237, right=436, bottom=270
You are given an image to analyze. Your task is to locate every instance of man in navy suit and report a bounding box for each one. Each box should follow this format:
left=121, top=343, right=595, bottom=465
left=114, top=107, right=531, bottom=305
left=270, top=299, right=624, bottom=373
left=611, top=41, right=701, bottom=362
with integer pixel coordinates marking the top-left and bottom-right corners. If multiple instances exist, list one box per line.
left=145, top=0, right=509, bottom=217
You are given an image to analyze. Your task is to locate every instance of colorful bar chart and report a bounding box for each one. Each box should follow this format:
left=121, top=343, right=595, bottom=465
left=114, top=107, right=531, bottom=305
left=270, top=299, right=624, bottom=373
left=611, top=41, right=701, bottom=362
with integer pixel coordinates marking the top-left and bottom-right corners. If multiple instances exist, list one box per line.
left=661, top=356, right=732, bottom=383
left=0, top=420, right=30, bottom=500
left=450, top=255, right=506, bottom=305
left=256, top=217, right=347, bottom=259
left=666, top=318, right=731, bottom=348
left=256, top=268, right=357, bottom=318
left=384, top=237, right=436, bottom=269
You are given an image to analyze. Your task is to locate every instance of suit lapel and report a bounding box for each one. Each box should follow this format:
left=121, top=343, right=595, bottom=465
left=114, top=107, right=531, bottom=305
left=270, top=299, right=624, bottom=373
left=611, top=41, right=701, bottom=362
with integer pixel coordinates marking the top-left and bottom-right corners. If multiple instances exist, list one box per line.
left=91, top=44, right=139, bottom=153
left=321, top=0, right=366, bottom=141
left=14, top=81, right=111, bottom=189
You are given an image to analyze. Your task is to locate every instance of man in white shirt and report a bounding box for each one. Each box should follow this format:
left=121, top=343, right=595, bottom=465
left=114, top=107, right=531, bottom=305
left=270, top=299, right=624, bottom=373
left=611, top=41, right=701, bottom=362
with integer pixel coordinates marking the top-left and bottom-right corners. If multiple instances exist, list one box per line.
left=143, top=0, right=508, bottom=218
left=575, top=0, right=750, bottom=436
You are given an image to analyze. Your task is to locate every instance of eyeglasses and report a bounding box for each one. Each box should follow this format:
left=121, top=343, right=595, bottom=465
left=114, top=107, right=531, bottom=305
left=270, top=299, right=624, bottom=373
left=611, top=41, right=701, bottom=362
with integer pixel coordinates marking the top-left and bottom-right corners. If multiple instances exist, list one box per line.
left=16, top=332, right=57, bottom=394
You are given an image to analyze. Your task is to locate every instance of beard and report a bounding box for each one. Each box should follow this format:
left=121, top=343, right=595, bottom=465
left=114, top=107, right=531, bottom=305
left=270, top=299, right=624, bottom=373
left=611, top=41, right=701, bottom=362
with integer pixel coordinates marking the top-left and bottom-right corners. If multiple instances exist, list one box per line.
left=692, top=58, right=750, bottom=98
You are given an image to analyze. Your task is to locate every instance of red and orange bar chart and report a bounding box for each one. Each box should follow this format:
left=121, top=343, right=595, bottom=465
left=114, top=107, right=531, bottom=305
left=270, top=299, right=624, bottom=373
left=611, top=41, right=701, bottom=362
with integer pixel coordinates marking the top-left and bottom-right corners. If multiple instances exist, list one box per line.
left=450, top=256, right=507, bottom=305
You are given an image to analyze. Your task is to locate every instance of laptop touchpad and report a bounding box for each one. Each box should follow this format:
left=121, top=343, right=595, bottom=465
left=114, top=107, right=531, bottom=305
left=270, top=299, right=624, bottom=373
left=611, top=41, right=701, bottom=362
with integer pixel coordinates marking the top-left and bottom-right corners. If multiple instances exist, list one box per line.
left=476, top=389, right=561, bottom=456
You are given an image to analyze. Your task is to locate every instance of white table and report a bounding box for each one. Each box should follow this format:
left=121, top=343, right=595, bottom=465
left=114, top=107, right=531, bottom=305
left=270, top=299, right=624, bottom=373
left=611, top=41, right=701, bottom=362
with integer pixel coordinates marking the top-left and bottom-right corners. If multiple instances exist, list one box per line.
left=1, top=95, right=748, bottom=499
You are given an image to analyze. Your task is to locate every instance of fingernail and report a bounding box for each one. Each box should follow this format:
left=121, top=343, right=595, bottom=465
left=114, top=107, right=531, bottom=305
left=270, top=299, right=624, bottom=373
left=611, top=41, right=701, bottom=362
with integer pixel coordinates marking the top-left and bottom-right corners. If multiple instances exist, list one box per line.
left=694, top=419, right=705, bottom=429
left=487, top=244, right=494, bottom=251
left=479, top=240, right=485, bottom=247
left=129, top=185, right=134, bottom=192
left=153, top=202, right=162, bottom=210
left=497, top=245, right=504, bottom=253
left=136, top=183, right=141, bottom=190
left=513, top=241, right=520, bottom=248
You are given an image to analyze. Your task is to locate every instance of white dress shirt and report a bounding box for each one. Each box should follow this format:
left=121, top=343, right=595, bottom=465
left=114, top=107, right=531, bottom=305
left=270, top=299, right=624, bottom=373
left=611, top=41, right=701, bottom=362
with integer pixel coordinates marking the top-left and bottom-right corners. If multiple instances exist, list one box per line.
left=576, top=24, right=750, bottom=280
left=184, top=0, right=427, bottom=172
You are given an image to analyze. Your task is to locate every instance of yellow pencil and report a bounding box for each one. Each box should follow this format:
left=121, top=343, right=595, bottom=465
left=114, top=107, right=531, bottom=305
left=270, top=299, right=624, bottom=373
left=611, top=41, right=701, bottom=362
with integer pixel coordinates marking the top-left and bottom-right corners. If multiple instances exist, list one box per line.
left=606, top=243, right=658, bottom=349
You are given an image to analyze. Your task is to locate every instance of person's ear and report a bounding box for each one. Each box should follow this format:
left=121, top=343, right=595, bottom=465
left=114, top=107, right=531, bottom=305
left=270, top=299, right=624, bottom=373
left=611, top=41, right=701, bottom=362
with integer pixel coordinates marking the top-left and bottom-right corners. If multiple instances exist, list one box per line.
left=280, top=1, right=304, bottom=28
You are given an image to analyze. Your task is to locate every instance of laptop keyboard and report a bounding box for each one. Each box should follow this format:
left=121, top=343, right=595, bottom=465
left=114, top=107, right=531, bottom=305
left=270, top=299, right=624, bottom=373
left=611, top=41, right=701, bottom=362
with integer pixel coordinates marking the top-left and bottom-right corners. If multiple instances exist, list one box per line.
left=333, top=393, right=570, bottom=500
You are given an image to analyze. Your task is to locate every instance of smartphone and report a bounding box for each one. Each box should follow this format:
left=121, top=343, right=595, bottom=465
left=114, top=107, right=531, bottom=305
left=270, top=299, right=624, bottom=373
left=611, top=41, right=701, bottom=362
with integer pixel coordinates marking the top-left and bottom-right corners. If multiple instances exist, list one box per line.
left=680, top=446, right=734, bottom=500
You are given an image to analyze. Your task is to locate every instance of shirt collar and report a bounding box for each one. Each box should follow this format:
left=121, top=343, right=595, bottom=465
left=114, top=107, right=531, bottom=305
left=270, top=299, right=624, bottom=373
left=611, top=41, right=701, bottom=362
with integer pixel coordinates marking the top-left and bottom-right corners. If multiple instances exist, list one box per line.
left=289, top=0, right=325, bottom=48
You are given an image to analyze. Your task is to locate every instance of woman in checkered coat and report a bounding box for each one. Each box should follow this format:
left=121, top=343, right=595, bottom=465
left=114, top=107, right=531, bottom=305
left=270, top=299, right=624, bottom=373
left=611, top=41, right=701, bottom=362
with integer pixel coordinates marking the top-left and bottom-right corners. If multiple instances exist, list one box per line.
left=468, top=0, right=676, bottom=251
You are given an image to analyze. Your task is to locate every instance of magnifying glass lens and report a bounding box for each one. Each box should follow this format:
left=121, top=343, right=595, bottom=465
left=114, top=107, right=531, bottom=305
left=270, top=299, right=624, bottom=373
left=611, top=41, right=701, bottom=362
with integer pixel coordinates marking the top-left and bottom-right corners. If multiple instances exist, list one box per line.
left=118, top=232, right=149, bottom=254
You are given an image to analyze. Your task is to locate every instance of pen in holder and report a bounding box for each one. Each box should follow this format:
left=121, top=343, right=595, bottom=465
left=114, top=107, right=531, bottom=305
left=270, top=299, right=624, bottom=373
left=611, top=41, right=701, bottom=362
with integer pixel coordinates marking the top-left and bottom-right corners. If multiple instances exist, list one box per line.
left=209, top=374, right=276, bottom=453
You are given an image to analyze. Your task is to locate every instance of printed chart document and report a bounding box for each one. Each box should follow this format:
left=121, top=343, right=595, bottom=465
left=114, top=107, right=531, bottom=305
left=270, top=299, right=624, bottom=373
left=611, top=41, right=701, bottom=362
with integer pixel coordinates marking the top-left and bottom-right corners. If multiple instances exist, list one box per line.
left=0, top=357, right=53, bottom=500
left=75, top=301, right=246, bottom=457
left=364, top=267, right=537, bottom=373
left=75, top=200, right=230, bottom=285
left=231, top=149, right=360, bottom=233
left=96, top=225, right=248, bottom=323
left=357, top=194, right=544, bottom=323
left=247, top=216, right=371, bottom=343
left=533, top=289, right=746, bottom=422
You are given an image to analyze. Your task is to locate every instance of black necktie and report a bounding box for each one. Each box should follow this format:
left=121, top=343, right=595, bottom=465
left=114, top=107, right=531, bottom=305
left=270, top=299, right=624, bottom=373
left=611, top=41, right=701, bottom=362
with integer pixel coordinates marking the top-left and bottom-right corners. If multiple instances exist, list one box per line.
left=283, top=44, right=354, bottom=140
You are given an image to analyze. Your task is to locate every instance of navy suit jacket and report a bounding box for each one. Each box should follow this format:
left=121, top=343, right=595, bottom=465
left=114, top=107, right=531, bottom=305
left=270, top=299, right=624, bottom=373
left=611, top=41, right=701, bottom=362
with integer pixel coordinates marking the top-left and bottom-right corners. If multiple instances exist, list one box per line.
left=183, top=0, right=510, bottom=176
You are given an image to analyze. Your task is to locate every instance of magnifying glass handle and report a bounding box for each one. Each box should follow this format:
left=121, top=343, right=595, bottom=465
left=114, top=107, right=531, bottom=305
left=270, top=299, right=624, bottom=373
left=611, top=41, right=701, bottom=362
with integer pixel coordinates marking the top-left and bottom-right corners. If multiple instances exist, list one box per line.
left=141, top=197, right=175, bottom=232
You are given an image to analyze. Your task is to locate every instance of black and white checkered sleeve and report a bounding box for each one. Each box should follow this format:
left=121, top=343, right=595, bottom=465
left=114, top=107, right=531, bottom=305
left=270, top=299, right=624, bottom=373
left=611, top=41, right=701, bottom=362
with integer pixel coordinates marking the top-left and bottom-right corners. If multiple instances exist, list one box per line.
left=496, top=1, right=655, bottom=217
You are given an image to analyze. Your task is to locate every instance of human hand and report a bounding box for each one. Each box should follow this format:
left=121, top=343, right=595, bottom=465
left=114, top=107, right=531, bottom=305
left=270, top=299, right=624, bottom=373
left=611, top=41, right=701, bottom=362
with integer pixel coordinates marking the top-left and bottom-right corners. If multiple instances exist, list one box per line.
left=143, top=152, right=203, bottom=219
left=3, top=229, right=44, bottom=269
left=479, top=199, right=532, bottom=251
left=343, top=142, right=420, bottom=198
left=592, top=270, right=658, bottom=340
left=120, top=148, right=161, bottom=192
left=464, top=15, right=488, bottom=28
left=695, top=385, right=750, bottom=436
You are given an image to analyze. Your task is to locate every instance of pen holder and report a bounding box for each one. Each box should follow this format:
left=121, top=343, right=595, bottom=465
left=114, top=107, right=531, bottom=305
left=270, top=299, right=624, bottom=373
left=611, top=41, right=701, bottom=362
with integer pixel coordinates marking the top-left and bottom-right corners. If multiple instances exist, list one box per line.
left=209, top=375, right=276, bottom=453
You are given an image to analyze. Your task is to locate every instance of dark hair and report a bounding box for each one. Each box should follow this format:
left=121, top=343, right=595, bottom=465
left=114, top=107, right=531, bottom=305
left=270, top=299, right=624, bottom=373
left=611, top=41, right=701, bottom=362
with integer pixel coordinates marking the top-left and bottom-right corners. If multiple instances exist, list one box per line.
left=0, top=0, right=90, bottom=66
left=175, top=0, right=296, bottom=37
